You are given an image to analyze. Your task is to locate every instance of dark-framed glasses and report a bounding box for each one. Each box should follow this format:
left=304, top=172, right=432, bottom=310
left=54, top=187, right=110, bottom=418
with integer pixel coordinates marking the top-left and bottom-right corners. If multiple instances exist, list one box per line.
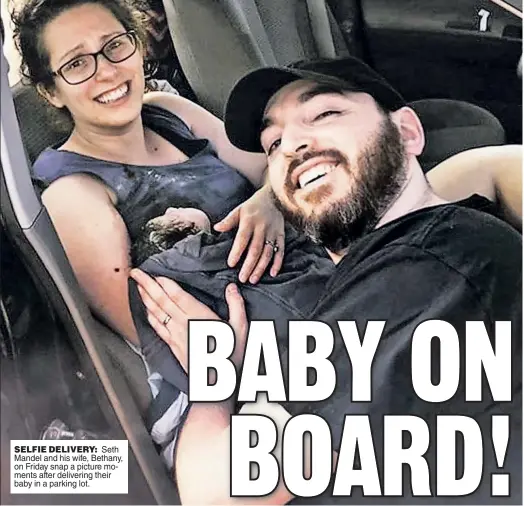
left=52, top=31, right=138, bottom=85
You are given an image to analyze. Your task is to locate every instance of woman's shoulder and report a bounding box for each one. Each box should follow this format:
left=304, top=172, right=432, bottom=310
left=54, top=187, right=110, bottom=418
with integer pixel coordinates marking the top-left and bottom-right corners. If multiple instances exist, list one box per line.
left=143, top=93, right=194, bottom=127
left=142, top=92, right=220, bottom=138
left=32, top=145, right=123, bottom=192
left=32, top=146, right=75, bottom=180
left=142, top=100, right=199, bottom=143
left=34, top=149, right=117, bottom=205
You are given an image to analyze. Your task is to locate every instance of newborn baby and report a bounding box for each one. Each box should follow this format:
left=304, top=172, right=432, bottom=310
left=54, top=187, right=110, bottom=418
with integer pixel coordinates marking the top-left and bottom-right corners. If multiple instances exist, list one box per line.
left=128, top=207, right=335, bottom=394
left=131, top=207, right=212, bottom=266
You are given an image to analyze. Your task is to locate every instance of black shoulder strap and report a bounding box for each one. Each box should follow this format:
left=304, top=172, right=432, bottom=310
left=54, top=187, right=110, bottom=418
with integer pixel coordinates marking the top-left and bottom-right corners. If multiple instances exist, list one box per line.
left=141, top=103, right=208, bottom=156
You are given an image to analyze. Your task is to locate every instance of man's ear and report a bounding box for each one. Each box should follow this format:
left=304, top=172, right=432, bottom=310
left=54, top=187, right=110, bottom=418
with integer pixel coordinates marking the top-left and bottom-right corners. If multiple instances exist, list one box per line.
left=390, top=106, right=425, bottom=157
left=36, top=82, right=65, bottom=109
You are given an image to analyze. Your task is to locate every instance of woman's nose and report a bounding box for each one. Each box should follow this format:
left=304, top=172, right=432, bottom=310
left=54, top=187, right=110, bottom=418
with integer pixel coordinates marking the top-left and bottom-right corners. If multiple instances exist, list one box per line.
left=94, top=54, right=119, bottom=79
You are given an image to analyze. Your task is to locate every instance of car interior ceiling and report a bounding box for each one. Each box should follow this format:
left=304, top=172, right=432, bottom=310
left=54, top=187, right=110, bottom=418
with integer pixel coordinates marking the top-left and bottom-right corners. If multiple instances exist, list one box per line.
left=11, top=0, right=515, bottom=168
left=161, top=0, right=512, bottom=170
left=1, top=0, right=522, bottom=503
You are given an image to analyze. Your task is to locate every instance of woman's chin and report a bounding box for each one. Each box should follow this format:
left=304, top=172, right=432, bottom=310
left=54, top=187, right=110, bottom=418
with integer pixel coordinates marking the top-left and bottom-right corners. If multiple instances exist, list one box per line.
left=95, top=100, right=144, bottom=130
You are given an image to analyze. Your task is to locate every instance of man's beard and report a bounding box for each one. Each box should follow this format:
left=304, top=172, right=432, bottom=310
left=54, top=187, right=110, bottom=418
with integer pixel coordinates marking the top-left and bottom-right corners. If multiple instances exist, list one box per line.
left=271, top=114, right=407, bottom=254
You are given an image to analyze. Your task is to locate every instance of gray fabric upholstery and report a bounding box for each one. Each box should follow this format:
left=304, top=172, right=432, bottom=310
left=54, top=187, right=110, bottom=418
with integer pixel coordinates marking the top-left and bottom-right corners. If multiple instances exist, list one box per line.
left=410, top=99, right=506, bottom=172
left=162, top=0, right=506, bottom=168
left=162, top=0, right=263, bottom=117
left=253, top=0, right=316, bottom=64
left=12, top=82, right=69, bottom=165
left=306, top=0, right=337, bottom=58
left=162, top=0, right=346, bottom=117
left=93, top=319, right=151, bottom=416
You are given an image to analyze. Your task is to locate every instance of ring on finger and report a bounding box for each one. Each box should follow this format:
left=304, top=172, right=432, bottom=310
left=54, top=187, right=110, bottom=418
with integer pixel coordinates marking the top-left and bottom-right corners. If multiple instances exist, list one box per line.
left=265, top=239, right=279, bottom=254
left=162, top=314, right=172, bottom=326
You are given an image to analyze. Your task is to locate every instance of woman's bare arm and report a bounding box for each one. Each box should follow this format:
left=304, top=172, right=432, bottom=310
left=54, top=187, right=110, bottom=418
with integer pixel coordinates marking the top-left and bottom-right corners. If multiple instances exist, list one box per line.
left=144, top=91, right=268, bottom=188
left=427, top=145, right=522, bottom=228
left=42, top=174, right=139, bottom=345
left=491, top=146, right=522, bottom=228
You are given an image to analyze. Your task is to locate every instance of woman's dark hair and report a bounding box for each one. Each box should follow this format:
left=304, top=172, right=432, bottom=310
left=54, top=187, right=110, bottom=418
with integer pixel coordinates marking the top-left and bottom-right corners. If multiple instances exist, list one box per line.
left=11, top=0, right=150, bottom=89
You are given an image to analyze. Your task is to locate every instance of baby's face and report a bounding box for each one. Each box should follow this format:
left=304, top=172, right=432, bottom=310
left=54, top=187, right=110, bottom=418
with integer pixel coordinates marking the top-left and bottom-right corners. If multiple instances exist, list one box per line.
left=147, top=207, right=211, bottom=232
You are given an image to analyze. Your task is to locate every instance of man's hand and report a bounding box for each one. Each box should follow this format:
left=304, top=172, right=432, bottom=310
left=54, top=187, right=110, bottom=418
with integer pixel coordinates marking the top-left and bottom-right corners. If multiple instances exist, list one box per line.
left=129, top=270, right=248, bottom=370
left=214, top=185, right=285, bottom=284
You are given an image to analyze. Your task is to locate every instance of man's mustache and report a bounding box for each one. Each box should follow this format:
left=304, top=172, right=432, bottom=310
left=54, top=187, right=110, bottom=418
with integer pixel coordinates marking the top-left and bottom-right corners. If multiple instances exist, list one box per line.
left=285, top=149, right=349, bottom=190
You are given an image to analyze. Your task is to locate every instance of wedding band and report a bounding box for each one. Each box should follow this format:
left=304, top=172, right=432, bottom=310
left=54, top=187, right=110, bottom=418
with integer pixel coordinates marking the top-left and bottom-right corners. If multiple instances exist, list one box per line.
left=162, top=314, right=172, bottom=326
left=265, top=239, right=279, bottom=254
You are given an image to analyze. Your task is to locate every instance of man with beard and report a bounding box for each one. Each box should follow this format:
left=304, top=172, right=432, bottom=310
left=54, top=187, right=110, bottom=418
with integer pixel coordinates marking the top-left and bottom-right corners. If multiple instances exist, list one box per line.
left=131, top=57, right=522, bottom=504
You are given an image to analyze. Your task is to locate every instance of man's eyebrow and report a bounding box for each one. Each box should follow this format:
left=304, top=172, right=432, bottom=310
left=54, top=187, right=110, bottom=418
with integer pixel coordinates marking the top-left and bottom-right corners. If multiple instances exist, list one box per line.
left=58, top=31, right=123, bottom=64
left=259, top=115, right=274, bottom=136
left=259, top=83, right=347, bottom=136
left=297, top=84, right=347, bottom=104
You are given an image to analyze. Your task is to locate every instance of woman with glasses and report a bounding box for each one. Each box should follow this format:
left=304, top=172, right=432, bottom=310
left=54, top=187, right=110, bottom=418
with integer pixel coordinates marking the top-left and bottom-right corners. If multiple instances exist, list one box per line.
left=12, top=0, right=284, bottom=350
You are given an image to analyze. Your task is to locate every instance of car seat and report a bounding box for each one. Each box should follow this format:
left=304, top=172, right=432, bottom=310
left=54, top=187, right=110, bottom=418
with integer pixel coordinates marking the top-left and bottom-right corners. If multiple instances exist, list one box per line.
left=11, top=82, right=69, bottom=165
left=11, top=79, right=179, bottom=166
left=10, top=82, right=154, bottom=413
left=160, top=0, right=506, bottom=172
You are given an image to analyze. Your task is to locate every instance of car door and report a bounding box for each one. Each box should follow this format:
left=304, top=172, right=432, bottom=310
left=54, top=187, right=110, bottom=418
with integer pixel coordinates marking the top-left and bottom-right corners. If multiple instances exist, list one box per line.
left=0, top=28, right=179, bottom=506
left=358, top=0, right=522, bottom=143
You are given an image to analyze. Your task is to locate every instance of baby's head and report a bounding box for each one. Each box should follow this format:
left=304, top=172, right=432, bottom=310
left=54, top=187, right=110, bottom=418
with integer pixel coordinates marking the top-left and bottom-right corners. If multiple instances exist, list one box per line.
left=131, top=207, right=211, bottom=266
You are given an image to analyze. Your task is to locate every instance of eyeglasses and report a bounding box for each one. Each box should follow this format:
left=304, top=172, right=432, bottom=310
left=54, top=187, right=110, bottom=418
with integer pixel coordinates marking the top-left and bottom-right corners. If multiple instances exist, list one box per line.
left=52, top=31, right=138, bottom=85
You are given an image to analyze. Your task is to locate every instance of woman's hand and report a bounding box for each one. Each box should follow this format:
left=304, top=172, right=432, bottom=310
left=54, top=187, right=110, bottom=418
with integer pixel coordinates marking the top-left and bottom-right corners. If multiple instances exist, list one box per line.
left=214, top=185, right=285, bottom=284
left=129, top=269, right=248, bottom=371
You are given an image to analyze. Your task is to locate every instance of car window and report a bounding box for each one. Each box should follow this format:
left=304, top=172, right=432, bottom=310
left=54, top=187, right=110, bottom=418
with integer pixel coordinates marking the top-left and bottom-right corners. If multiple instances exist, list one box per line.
left=1, top=0, right=22, bottom=86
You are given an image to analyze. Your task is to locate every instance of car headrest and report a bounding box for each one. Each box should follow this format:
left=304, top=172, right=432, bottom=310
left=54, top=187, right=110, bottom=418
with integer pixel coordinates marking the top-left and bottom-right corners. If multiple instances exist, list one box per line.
left=11, top=79, right=179, bottom=167
left=11, top=82, right=506, bottom=176
left=12, top=81, right=70, bottom=166
left=410, top=99, right=506, bottom=173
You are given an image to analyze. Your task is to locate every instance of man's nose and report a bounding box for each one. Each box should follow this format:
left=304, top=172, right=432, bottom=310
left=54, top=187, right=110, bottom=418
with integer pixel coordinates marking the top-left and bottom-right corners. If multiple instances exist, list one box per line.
left=280, top=125, right=312, bottom=156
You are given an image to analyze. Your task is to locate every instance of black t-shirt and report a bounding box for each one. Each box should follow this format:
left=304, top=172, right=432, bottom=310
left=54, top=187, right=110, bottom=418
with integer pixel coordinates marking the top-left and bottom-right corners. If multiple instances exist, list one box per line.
left=283, top=196, right=522, bottom=504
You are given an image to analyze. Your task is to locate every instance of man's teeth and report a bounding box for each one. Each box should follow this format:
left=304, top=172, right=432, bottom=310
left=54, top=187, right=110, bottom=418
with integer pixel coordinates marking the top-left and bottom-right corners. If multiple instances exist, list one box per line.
left=96, top=83, right=129, bottom=104
left=298, top=164, right=337, bottom=189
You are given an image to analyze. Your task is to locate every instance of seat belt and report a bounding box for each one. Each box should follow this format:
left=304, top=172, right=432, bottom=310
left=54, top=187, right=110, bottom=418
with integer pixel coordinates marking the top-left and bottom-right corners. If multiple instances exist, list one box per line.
left=220, top=0, right=279, bottom=65
left=306, top=0, right=337, bottom=59
left=324, top=0, right=366, bottom=59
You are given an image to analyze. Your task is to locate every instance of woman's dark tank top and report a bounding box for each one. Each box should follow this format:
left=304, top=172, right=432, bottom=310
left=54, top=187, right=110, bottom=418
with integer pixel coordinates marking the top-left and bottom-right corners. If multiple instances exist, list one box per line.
left=32, top=104, right=255, bottom=241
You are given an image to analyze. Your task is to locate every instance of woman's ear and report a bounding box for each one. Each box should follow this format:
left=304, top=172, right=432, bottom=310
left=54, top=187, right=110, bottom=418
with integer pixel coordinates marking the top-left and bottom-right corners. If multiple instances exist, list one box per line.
left=36, top=82, right=64, bottom=109
left=391, top=106, right=425, bottom=157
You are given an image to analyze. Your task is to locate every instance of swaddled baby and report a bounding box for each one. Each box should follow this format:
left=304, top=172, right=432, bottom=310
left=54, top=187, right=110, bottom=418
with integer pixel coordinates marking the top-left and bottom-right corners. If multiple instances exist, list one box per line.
left=129, top=206, right=335, bottom=394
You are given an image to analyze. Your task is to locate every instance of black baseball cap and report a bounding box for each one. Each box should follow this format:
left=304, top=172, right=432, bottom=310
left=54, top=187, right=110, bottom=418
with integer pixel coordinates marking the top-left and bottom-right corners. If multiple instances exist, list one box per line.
left=224, top=56, right=407, bottom=153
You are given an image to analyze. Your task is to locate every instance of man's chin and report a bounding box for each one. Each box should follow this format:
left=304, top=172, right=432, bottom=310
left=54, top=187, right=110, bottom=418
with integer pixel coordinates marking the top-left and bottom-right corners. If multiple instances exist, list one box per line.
left=271, top=187, right=371, bottom=248
left=299, top=197, right=347, bottom=223
left=283, top=195, right=378, bottom=250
